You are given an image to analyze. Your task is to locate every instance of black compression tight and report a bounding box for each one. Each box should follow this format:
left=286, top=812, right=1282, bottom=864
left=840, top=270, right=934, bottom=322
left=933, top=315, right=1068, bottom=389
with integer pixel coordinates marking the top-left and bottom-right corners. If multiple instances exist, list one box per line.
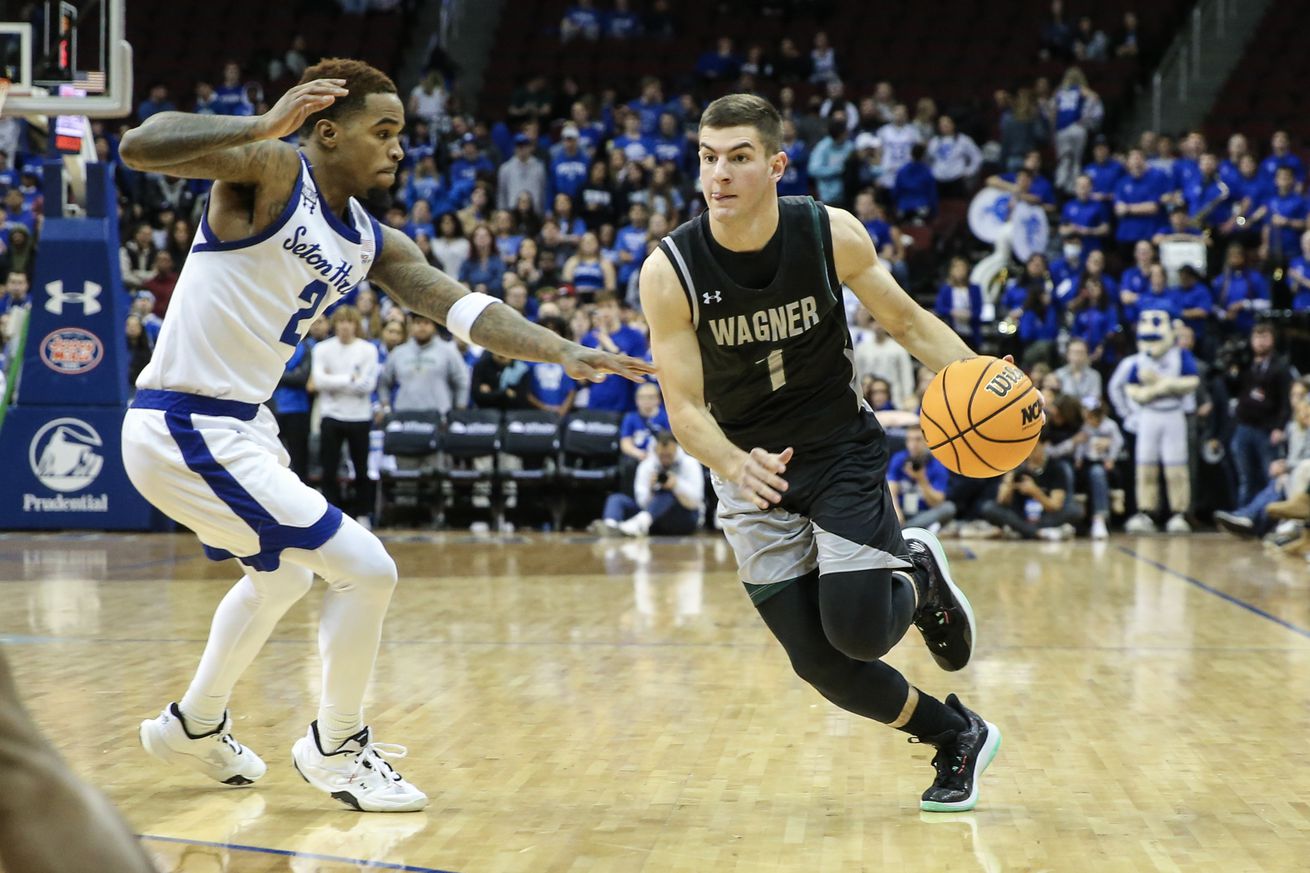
left=756, top=568, right=916, bottom=723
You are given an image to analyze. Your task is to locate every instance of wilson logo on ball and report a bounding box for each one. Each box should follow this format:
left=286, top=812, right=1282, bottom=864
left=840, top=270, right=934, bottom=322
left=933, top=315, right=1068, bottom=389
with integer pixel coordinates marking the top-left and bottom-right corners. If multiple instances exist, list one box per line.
left=982, top=366, right=1026, bottom=398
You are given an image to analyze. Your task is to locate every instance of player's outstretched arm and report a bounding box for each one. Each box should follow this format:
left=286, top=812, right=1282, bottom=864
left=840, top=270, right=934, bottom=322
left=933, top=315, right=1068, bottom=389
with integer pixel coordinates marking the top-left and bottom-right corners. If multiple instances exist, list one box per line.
left=371, top=226, right=653, bottom=384
left=640, top=250, right=790, bottom=509
left=826, top=205, right=974, bottom=373
left=118, top=79, right=348, bottom=182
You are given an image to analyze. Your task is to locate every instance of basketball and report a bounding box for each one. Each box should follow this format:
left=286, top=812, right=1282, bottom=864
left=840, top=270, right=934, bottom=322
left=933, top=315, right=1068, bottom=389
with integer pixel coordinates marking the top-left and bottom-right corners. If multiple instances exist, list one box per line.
left=919, top=356, right=1043, bottom=478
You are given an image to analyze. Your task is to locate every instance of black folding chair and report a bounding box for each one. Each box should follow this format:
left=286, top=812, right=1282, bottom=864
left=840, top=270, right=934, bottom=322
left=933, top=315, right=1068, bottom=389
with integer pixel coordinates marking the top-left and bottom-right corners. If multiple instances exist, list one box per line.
left=440, top=408, right=503, bottom=528
left=376, top=410, right=442, bottom=527
left=500, top=409, right=562, bottom=528
left=557, top=410, right=623, bottom=528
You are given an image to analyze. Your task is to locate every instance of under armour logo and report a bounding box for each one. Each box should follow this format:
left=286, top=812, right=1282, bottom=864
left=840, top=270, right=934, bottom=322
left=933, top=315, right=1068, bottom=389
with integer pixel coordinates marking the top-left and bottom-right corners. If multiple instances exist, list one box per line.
left=44, top=280, right=102, bottom=316
left=702, top=290, right=722, bottom=304
left=300, top=187, right=318, bottom=214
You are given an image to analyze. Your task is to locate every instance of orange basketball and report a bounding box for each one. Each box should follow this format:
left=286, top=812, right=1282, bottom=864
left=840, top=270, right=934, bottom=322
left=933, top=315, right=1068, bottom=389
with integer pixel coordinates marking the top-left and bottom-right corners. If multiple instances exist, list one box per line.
left=919, top=356, right=1043, bottom=478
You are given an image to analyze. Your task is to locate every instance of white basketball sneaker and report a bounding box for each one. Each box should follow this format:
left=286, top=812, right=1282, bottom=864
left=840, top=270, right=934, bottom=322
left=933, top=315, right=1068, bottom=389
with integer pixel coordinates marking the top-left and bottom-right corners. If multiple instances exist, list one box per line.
left=1124, top=512, right=1157, bottom=533
left=1165, top=514, right=1192, bottom=534
left=291, top=722, right=428, bottom=812
left=139, top=703, right=266, bottom=786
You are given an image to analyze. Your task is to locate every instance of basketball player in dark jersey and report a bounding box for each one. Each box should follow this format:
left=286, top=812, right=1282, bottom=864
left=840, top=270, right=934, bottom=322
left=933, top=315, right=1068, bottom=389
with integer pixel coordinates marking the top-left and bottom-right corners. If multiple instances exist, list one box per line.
left=640, top=94, right=1001, bottom=812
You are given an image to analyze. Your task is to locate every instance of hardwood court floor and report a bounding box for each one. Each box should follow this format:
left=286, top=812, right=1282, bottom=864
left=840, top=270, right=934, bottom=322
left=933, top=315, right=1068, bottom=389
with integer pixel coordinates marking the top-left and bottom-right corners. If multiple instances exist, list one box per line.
left=2, top=530, right=1309, bottom=873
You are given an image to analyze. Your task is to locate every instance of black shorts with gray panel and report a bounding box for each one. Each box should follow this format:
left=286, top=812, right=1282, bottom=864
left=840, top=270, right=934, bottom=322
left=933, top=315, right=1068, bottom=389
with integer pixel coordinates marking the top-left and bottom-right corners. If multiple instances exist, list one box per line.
left=714, top=411, right=911, bottom=605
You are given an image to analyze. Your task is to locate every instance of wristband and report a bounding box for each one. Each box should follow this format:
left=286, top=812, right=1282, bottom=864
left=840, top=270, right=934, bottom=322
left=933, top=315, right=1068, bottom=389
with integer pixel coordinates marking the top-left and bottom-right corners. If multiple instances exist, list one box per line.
left=447, top=292, right=501, bottom=344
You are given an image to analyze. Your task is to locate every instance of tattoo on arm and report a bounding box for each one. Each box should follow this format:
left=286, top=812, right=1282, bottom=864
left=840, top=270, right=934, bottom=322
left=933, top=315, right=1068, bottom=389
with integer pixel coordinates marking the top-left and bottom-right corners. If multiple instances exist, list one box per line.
left=369, top=248, right=460, bottom=322
left=371, top=227, right=568, bottom=365
left=119, top=113, right=283, bottom=182
left=462, top=302, right=569, bottom=364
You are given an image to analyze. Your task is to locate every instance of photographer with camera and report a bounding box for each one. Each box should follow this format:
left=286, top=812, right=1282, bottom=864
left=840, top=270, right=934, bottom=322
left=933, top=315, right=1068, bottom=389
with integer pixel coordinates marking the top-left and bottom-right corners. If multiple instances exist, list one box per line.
left=887, top=425, right=956, bottom=530
left=591, top=431, right=705, bottom=537
left=978, top=432, right=1084, bottom=540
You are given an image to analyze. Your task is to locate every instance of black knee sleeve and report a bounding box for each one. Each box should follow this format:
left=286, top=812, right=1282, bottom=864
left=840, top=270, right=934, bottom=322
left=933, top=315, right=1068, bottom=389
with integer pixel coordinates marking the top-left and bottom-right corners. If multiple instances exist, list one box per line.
left=819, top=568, right=914, bottom=661
left=756, top=574, right=913, bottom=724
left=784, top=643, right=909, bottom=723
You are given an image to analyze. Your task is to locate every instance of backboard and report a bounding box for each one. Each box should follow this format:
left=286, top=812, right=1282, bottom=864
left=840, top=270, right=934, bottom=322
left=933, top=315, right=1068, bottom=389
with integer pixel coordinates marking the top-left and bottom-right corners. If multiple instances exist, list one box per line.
left=1, top=0, right=132, bottom=118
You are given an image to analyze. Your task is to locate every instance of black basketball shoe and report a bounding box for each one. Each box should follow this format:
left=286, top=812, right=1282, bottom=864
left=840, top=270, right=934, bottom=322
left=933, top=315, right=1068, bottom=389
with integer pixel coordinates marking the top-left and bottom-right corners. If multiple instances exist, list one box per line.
left=913, top=694, right=1001, bottom=813
left=902, top=527, right=975, bottom=672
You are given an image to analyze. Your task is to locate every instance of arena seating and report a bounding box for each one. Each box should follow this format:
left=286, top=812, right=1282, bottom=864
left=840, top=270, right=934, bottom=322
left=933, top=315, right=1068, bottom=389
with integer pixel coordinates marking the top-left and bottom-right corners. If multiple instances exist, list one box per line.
left=125, top=0, right=407, bottom=107
left=1204, top=0, right=1309, bottom=147
left=480, top=0, right=1192, bottom=126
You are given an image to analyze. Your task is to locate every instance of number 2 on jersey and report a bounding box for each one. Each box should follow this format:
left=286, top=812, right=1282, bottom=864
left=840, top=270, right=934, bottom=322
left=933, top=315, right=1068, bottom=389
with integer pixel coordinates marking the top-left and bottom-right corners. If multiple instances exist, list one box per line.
left=757, top=349, right=786, bottom=391
left=279, top=280, right=331, bottom=347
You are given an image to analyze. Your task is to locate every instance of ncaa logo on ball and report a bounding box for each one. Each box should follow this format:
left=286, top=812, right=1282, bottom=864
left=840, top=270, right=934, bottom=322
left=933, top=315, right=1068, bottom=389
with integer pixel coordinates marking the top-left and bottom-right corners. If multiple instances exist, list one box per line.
left=1020, top=399, right=1043, bottom=425
left=39, top=328, right=104, bottom=375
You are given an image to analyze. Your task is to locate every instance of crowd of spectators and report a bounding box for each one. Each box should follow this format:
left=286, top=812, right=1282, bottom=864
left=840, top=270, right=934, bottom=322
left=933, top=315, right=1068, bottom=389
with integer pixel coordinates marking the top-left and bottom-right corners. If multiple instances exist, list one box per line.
left=0, top=2, right=1305, bottom=553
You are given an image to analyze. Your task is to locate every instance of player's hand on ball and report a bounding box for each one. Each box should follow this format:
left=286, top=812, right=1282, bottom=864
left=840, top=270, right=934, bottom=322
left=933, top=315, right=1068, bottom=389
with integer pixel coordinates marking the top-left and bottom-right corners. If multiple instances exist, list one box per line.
left=561, top=345, right=656, bottom=384
left=737, top=447, right=792, bottom=510
left=255, top=79, right=350, bottom=141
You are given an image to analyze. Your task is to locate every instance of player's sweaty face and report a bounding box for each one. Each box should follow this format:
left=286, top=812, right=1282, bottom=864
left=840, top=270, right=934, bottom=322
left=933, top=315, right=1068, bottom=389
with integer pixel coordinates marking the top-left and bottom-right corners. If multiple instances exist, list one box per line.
left=698, top=126, right=771, bottom=218
left=339, top=92, right=406, bottom=198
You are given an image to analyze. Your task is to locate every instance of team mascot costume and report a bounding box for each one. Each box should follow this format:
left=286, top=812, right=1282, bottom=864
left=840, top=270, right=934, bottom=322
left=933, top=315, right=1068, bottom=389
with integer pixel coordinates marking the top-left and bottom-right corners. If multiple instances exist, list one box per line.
left=1108, top=306, right=1200, bottom=534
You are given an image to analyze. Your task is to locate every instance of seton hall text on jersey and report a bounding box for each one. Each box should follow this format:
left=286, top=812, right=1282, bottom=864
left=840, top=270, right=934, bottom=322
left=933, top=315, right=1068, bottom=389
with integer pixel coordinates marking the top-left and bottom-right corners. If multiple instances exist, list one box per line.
left=283, top=224, right=356, bottom=293
left=707, top=295, right=820, bottom=347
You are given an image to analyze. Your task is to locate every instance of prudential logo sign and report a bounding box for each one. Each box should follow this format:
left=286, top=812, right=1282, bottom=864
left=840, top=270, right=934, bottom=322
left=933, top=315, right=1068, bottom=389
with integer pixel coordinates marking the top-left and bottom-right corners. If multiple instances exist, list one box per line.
left=23, top=418, right=109, bottom=512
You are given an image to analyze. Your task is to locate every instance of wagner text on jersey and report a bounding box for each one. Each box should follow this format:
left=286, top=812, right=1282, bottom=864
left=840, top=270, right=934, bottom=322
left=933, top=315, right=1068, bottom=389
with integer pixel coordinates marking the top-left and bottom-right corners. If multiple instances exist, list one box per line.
left=707, top=296, right=820, bottom=347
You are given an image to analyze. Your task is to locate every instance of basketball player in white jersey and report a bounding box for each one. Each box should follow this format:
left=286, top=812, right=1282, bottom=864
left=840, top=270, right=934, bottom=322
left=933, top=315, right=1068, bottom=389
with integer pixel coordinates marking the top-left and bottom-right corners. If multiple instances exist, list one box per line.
left=117, top=59, right=652, bottom=812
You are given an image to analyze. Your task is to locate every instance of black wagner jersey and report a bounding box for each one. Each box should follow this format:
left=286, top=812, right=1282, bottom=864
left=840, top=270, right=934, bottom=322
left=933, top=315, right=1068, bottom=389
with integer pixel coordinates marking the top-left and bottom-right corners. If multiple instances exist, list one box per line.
left=659, top=196, right=864, bottom=453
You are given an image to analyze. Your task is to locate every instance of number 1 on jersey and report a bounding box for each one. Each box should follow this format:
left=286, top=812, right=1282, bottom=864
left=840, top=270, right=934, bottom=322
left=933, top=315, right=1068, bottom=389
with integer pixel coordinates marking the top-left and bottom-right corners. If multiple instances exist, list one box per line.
left=757, top=348, right=786, bottom=391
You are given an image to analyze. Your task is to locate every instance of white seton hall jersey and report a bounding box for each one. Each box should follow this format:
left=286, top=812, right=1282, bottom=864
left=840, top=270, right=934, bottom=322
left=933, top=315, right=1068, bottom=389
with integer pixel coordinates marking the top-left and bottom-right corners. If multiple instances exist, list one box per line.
left=137, top=152, right=384, bottom=403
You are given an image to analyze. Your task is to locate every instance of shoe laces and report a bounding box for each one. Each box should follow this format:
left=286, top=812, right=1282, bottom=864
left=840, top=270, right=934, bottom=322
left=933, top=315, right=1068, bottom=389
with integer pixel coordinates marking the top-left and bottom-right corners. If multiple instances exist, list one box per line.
left=347, top=742, right=409, bottom=785
left=910, top=731, right=969, bottom=791
left=930, top=744, right=970, bottom=791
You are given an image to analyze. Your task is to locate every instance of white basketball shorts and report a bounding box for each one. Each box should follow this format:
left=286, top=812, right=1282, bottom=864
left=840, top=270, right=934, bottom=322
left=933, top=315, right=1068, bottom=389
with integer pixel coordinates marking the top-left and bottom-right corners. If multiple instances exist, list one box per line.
left=122, top=389, right=341, bottom=571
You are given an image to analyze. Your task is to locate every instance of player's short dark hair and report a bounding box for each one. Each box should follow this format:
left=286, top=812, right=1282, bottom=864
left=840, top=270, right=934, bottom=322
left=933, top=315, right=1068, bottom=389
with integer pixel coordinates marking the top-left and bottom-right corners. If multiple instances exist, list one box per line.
left=297, top=58, right=398, bottom=138
left=700, top=93, right=783, bottom=155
